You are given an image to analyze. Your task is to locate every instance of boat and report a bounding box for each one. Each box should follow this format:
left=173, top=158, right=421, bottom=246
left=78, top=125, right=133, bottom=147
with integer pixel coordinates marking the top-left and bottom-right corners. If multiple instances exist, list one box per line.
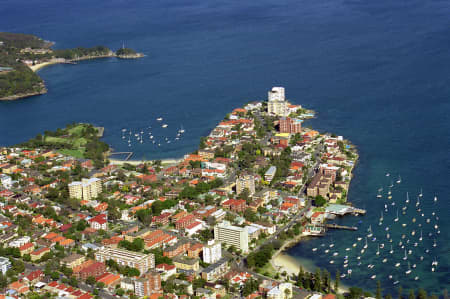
left=312, top=248, right=317, bottom=252
left=363, top=237, right=368, bottom=249
left=397, top=175, right=401, bottom=184
left=394, top=209, right=399, bottom=222
left=419, top=188, right=423, bottom=197
left=346, top=248, right=351, bottom=251
left=388, top=275, right=393, bottom=280
left=389, top=245, right=394, bottom=254
left=386, top=173, right=390, bottom=177
left=411, top=230, right=415, bottom=236
left=403, top=249, right=407, bottom=260
left=416, top=196, right=420, bottom=207
left=376, top=244, right=380, bottom=256
left=379, top=211, right=383, bottom=222
left=408, top=249, right=412, bottom=255
left=367, top=226, right=373, bottom=238
left=433, top=240, right=437, bottom=247
left=371, top=275, right=377, bottom=280
left=378, top=187, right=383, bottom=192
left=406, top=192, right=410, bottom=203
left=382, top=258, right=388, bottom=263
left=402, top=223, right=407, bottom=227
left=162, top=124, right=168, bottom=128
left=414, top=276, right=419, bottom=281
left=325, top=249, right=330, bottom=253
left=434, top=195, right=438, bottom=202
left=329, top=260, right=334, bottom=264
left=395, top=262, right=400, bottom=267
left=353, top=243, right=357, bottom=247
left=156, top=117, right=163, bottom=121
left=389, top=181, right=394, bottom=188
left=405, top=262, right=412, bottom=275
left=412, top=264, right=416, bottom=268
left=393, top=281, right=400, bottom=285
left=432, top=258, right=438, bottom=267
left=333, top=252, right=339, bottom=256
left=357, top=237, right=362, bottom=241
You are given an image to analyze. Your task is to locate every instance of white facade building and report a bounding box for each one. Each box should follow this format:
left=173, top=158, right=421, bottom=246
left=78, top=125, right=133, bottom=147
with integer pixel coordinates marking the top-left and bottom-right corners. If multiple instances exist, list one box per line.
left=214, top=221, right=249, bottom=253
left=203, top=240, right=222, bottom=264
left=68, top=177, right=102, bottom=200
left=268, top=87, right=289, bottom=117
left=0, top=256, right=11, bottom=275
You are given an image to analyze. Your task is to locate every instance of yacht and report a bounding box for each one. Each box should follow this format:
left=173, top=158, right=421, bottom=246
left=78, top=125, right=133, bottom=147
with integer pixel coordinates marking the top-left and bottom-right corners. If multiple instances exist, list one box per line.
left=371, top=275, right=377, bottom=280
left=162, top=124, right=168, bottom=128
left=312, top=248, right=317, bottom=252
left=406, top=192, right=410, bottom=204
left=178, top=125, right=185, bottom=134
left=333, top=252, right=339, bottom=256
left=329, top=260, right=334, bottom=264
left=395, top=262, right=401, bottom=267
left=363, top=237, right=368, bottom=249
left=382, top=258, right=388, bottom=263
left=393, top=281, right=400, bottom=285
left=396, top=175, right=401, bottom=184
left=419, top=188, right=423, bottom=197
left=367, top=226, right=373, bottom=238
left=389, top=245, right=394, bottom=254
left=353, top=243, right=357, bottom=247
left=403, top=249, right=407, bottom=260
left=156, top=117, right=163, bottom=121
left=394, top=209, right=399, bottom=222
left=414, top=276, right=419, bottom=281
left=376, top=244, right=380, bottom=256
left=379, top=211, right=383, bottom=222
left=325, top=249, right=330, bottom=254
left=434, top=195, right=438, bottom=202
left=405, top=262, right=412, bottom=275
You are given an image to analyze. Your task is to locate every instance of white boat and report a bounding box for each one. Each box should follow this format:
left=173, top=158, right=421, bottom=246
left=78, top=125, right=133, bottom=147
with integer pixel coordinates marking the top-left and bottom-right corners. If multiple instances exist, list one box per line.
left=394, top=209, right=399, bottom=222
left=412, top=264, right=416, bottom=268
left=162, top=124, right=168, bottom=128
left=156, top=117, right=163, bottom=121
left=371, top=275, right=377, bottom=280
left=333, top=252, right=339, bottom=256
left=388, top=275, right=393, bottom=279
left=406, top=192, right=410, bottom=203
left=403, top=249, right=407, bottom=260
left=346, top=248, right=351, bottom=251
left=396, top=175, right=401, bottom=184
left=408, top=249, right=412, bottom=255
left=382, top=258, right=388, bottom=263
left=340, top=274, right=346, bottom=278
left=378, top=187, right=383, bottom=192
left=416, top=196, right=420, bottom=207
left=353, top=243, right=357, bottom=247
left=363, top=237, right=368, bottom=249
left=376, top=244, right=380, bottom=255
left=386, top=173, right=390, bottom=177
left=434, top=195, right=437, bottom=202
left=312, top=248, right=317, bottom=252
left=395, top=262, right=400, bottom=267
left=414, top=276, right=419, bottom=281
left=178, top=125, right=185, bottom=134
left=433, top=240, right=437, bottom=247
left=367, top=226, right=373, bottom=238
left=419, top=188, right=423, bottom=197
left=357, top=256, right=361, bottom=260
left=329, top=260, right=334, bottom=264
left=357, top=237, right=362, bottom=241
left=325, top=249, right=330, bottom=253
left=361, top=249, right=365, bottom=254
left=405, top=262, right=412, bottom=275
left=411, top=230, right=415, bottom=236
left=402, top=223, right=407, bottom=227
left=393, top=281, right=400, bottom=285
left=380, top=211, right=383, bottom=222
left=389, top=245, right=394, bottom=254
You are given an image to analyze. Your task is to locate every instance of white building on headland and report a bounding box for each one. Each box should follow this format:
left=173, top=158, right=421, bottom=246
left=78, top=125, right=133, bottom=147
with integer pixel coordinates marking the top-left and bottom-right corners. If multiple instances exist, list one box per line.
left=268, top=87, right=289, bottom=117
left=203, top=240, right=222, bottom=264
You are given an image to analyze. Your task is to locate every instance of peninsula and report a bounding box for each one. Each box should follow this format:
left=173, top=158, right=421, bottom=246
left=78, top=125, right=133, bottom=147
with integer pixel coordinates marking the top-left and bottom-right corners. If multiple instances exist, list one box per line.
left=0, top=32, right=143, bottom=101
left=0, top=87, right=399, bottom=299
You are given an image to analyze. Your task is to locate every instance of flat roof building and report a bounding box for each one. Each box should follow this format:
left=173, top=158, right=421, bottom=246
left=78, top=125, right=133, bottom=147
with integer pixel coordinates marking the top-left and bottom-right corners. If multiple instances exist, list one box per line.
left=95, top=247, right=154, bottom=274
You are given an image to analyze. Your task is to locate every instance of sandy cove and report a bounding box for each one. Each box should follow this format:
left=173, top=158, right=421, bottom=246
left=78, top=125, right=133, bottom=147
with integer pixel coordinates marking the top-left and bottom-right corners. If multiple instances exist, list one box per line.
left=270, top=233, right=349, bottom=294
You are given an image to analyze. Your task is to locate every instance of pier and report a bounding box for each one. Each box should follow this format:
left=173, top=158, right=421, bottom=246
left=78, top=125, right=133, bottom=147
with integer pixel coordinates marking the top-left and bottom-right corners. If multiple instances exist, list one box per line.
left=324, top=223, right=358, bottom=231
left=109, top=151, right=133, bottom=161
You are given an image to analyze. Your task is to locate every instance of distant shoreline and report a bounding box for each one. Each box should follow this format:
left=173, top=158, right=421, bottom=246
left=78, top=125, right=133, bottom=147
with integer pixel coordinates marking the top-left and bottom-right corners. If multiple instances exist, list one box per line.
left=108, top=157, right=183, bottom=166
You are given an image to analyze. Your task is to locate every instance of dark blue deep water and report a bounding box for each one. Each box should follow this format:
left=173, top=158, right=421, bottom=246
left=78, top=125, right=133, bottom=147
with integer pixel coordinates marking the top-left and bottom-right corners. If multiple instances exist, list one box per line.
left=1, top=0, right=449, bottom=294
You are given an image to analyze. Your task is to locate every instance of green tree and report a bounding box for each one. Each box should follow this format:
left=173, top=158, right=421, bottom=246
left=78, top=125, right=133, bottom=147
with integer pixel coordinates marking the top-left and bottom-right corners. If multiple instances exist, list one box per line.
left=334, top=270, right=340, bottom=292
left=86, top=276, right=96, bottom=285
left=376, top=280, right=382, bottom=299
left=408, top=290, right=415, bottom=299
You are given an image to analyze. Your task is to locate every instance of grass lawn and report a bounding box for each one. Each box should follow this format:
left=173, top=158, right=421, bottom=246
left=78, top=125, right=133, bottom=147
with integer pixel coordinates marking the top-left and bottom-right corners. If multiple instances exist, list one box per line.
left=45, top=136, right=71, bottom=144
left=58, top=149, right=84, bottom=158
left=258, top=262, right=278, bottom=278
left=67, top=124, right=86, bottom=136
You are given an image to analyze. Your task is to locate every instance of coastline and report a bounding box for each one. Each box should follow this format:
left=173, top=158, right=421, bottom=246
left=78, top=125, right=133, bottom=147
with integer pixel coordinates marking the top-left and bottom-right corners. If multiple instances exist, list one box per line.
left=272, top=242, right=350, bottom=293
left=108, top=157, right=183, bottom=166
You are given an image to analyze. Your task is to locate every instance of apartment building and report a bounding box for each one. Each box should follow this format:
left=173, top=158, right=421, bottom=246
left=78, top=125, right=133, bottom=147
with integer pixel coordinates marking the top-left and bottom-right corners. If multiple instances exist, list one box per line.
left=214, top=221, right=249, bottom=253
left=236, top=173, right=255, bottom=196
left=68, top=177, right=102, bottom=200
left=95, top=247, right=155, bottom=274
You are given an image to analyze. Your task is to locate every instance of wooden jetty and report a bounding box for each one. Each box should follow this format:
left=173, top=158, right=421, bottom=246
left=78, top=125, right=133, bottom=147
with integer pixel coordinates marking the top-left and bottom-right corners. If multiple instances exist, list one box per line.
left=324, top=223, right=358, bottom=231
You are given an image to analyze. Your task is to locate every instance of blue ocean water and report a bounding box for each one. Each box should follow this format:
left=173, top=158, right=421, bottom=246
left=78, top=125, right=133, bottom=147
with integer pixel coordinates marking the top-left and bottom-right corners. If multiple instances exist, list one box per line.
left=1, top=0, right=449, bottom=294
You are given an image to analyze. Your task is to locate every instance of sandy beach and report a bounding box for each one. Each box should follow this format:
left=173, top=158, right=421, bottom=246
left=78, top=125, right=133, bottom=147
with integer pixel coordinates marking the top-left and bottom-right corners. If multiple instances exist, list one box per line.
left=29, top=61, right=60, bottom=72
left=108, top=157, right=183, bottom=166
left=271, top=235, right=350, bottom=294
